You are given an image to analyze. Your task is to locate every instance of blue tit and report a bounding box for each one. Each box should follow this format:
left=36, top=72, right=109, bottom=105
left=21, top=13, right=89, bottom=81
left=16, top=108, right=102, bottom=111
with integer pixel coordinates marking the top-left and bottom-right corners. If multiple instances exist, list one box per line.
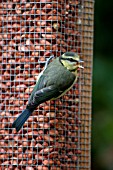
left=12, top=52, right=84, bottom=132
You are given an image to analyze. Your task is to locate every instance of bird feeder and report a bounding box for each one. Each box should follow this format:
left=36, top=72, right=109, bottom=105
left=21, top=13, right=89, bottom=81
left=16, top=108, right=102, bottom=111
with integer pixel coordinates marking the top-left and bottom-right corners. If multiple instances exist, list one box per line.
left=0, top=0, right=94, bottom=169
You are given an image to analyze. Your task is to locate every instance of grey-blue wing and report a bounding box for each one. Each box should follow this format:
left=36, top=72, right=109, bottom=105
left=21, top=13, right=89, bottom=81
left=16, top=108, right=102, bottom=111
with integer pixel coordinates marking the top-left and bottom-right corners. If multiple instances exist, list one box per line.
left=26, top=85, right=60, bottom=109
left=28, top=56, right=55, bottom=104
left=28, top=74, right=47, bottom=104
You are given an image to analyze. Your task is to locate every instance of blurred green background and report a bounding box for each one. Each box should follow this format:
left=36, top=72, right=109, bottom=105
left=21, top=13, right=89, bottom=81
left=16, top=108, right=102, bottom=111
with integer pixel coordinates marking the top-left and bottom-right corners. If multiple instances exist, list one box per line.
left=92, top=0, right=113, bottom=170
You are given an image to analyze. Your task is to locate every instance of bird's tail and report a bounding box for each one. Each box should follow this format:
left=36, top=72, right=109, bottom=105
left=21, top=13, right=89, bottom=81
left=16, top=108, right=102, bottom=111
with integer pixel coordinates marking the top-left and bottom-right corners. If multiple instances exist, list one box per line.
left=12, top=109, right=33, bottom=132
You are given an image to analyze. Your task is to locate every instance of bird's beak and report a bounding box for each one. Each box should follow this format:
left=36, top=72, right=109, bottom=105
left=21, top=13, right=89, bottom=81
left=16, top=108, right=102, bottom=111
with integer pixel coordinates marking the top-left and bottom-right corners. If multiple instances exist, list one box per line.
left=78, top=65, right=84, bottom=69
left=79, top=60, right=84, bottom=63
left=78, top=60, right=84, bottom=69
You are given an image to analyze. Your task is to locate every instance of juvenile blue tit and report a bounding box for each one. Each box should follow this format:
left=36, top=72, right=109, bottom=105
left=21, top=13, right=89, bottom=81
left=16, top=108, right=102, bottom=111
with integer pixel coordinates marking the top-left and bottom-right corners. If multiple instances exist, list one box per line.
left=12, top=52, right=84, bottom=132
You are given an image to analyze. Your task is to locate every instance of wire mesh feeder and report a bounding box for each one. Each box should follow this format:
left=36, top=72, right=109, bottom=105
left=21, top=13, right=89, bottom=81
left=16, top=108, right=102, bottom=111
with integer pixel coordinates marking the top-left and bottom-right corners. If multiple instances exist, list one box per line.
left=0, top=0, right=94, bottom=169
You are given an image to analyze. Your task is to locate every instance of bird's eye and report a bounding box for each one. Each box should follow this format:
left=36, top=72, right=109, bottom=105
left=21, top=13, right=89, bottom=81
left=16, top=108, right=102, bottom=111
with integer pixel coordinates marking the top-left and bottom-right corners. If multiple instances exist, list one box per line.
left=69, top=58, right=76, bottom=62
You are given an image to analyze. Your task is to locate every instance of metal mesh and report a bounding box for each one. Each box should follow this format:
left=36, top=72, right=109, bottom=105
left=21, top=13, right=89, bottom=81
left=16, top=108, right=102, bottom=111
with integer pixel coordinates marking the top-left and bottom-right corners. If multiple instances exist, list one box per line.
left=0, top=0, right=94, bottom=169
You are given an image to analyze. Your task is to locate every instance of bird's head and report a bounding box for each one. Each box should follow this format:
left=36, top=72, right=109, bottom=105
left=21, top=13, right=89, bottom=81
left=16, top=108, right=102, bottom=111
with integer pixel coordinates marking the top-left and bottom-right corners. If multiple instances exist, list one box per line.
left=59, top=52, right=84, bottom=72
